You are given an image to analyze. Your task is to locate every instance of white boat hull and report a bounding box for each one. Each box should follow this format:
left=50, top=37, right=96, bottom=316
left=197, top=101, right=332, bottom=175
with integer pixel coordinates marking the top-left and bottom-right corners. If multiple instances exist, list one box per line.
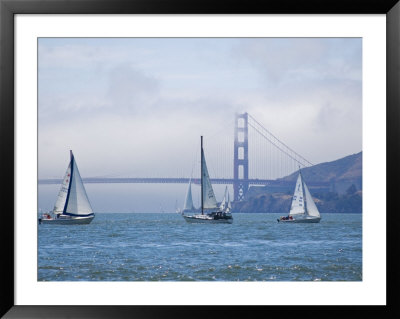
left=39, top=215, right=95, bottom=225
left=277, top=216, right=321, bottom=223
left=183, top=214, right=233, bottom=224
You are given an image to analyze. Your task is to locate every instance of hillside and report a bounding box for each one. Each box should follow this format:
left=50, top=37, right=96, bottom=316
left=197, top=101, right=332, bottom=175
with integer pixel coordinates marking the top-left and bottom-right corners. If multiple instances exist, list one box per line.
left=279, top=152, right=362, bottom=194
left=233, top=152, right=362, bottom=214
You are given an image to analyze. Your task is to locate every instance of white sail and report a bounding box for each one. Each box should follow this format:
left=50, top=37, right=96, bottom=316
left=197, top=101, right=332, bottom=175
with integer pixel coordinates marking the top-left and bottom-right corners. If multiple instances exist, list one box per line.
left=227, top=191, right=232, bottom=212
left=220, top=186, right=232, bottom=212
left=303, top=181, right=320, bottom=218
left=63, top=153, right=94, bottom=216
left=201, top=148, right=218, bottom=209
left=53, top=162, right=72, bottom=214
left=289, top=173, right=306, bottom=216
left=219, top=186, right=228, bottom=210
left=183, top=180, right=195, bottom=211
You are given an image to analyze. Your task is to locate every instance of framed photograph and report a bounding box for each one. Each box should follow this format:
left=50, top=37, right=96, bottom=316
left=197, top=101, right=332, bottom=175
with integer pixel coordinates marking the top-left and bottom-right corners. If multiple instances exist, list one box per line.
left=1, top=0, right=398, bottom=317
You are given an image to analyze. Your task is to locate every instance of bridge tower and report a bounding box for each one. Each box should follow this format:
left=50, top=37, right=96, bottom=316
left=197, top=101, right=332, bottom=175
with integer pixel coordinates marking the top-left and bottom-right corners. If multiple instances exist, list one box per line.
left=233, top=112, right=249, bottom=201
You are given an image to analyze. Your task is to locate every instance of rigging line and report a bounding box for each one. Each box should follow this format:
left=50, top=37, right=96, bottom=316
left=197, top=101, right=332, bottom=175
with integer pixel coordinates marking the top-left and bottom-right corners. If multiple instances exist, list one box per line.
left=249, top=118, right=313, bottom=168
left=248, top=121, right=313, bottom=167
left=248, top=121, right=311, bottom=168
left=247, top=113, right=314, bottom=166
left=249, top=116, right=312, bottom=168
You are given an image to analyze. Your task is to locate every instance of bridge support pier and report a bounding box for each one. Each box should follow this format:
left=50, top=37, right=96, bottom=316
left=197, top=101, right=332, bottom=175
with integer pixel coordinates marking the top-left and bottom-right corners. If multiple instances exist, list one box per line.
left=233, top=112, right=249, bottom=201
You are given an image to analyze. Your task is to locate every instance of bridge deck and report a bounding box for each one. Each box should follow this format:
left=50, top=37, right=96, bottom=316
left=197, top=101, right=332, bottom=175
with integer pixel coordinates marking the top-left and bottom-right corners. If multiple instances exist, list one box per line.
left=38, top=177, right=330, bottom=187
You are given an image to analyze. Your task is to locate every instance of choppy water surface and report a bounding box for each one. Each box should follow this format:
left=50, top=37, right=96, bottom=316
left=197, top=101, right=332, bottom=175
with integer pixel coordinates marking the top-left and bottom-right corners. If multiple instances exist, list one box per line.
left=38, top=213, right=362, bottom=281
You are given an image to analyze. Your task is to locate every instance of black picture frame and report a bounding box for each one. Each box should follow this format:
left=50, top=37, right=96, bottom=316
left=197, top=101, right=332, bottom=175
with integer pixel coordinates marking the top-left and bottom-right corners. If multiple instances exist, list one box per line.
left=1, top=0, right=398, bottom=318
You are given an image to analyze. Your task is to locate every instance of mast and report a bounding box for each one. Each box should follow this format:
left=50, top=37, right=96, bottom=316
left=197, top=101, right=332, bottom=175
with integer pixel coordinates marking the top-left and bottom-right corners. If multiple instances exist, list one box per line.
left=201, top=136, right=204, bottom=215
left=299, top=168, right=308, bottom=216
left=62, top=150, right=74, bottom=215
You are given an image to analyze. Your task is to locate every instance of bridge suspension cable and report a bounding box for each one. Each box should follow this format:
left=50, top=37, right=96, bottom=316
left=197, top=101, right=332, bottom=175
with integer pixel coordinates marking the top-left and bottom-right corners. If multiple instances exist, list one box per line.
left=247, top=113, right=314, bottom=168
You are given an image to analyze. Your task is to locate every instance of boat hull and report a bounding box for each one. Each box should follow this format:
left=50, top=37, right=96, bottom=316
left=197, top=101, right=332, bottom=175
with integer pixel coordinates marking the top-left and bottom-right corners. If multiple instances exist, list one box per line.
left=277, top=217, right=321, bottom=223
left=183, top=214, right=233, bottom=224
left=39, top=215, right=95, bottom=225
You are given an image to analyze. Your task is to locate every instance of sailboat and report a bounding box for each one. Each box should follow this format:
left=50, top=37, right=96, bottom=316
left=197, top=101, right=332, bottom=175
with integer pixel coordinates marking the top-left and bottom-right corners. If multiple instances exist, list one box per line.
left=219, top=185, right=232, bottom=213
left=278, top=169, right=321, bottom=223
left=183, top=136, right=233, bottom=224
left=39, top=150, right=95, bottom=225
left=180, top=179, right=196, bottom=214
left=175, top=199, right=181, bottom=214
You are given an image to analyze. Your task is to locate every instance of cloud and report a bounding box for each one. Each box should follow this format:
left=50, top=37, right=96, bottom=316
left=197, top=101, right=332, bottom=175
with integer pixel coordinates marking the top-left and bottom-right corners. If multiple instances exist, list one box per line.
left=106, top=64, right=161, bottom=114
left=38, top=38, right=362, bottom=180
left=233, top=38, right=361, bottom=84
left=227, top=38, right=362, bottom=163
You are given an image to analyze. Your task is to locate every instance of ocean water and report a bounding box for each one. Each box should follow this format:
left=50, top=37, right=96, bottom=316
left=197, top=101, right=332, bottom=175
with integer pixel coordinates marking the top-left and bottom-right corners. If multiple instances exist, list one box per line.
left=38, top=213, right=362, bottom=281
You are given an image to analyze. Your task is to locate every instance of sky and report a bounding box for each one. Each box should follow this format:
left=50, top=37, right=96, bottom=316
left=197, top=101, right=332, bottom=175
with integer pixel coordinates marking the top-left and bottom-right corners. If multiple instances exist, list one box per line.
left=38, top=38, right=362, bottom=212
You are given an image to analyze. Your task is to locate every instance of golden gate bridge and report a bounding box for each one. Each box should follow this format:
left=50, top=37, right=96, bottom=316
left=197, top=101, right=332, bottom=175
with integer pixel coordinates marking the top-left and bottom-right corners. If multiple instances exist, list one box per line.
left=38, top=113, right=330, bottom=201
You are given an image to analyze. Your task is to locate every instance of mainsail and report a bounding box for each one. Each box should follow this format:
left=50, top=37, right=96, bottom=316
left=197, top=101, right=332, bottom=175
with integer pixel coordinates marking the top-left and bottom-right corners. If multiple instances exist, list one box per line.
left=53, top=162, right=72, bottom=214
left=201, top=139, right=218, bottom=210
left=289, top=173, right=306, bottom=216
left=183, top=179, right=195, bottom=211
left=54, top=151, right=94, bottom=217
